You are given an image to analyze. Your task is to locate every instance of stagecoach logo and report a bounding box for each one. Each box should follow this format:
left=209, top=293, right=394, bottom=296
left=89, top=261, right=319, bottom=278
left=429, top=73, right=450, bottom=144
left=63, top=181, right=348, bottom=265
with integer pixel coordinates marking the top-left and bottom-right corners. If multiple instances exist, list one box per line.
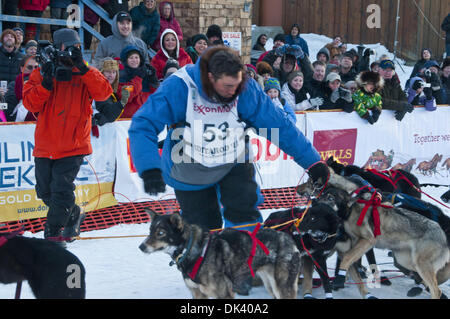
left=313, top=129, right=357, bottom=165
left=193, top=101, right=237, bottom=115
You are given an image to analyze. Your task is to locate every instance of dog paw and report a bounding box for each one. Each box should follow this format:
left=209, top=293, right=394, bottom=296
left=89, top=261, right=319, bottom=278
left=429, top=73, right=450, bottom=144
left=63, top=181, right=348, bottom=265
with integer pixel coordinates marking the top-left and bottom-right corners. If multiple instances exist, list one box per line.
left=332, top=274, right=346, bottom=291
left=380, top=276, right=392, bottom=286
left=407, top=286, right=423, bottom=297
left=303, top=294, right=316, bottom=299
left=365, top=293, right=378, bottom=299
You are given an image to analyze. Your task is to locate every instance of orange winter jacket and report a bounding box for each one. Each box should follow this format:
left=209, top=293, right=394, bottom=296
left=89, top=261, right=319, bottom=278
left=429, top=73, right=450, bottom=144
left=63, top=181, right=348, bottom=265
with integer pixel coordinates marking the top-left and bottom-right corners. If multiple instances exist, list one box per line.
left=23, top=66, right=112, bottom=159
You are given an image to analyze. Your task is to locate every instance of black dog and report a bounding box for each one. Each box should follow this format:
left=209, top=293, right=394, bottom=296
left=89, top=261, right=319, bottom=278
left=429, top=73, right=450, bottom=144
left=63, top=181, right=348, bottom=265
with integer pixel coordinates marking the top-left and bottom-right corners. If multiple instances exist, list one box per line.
left=0, top=234, right=86, bottom=299
left=327, top=156, right=422, bottom=199
left=265, top=204, right=340, bottom=299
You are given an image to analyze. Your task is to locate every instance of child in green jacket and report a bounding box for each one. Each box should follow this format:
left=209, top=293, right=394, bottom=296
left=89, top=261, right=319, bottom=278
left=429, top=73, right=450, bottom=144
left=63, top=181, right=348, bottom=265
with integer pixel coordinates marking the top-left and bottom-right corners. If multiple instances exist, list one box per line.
left=353, top=71, right=384, bottom=124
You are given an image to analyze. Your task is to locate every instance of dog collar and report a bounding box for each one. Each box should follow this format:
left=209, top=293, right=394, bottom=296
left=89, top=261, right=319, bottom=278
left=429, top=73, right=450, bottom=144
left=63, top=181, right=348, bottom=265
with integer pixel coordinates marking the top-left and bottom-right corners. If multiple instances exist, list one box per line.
left=170, top=230, right=194, bottom=267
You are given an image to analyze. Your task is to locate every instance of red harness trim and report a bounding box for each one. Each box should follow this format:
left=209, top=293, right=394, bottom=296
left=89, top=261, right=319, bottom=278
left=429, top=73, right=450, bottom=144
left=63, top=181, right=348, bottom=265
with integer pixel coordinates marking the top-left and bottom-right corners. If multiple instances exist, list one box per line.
left=240, top=223, right=270, bottom=277
left=0, top=236, right=8, bottom=247
left=356, top=192, right=393, bottom=237
left=188, top=237, right=210, bottom=281
left=366, top=169, right=398, bottom=189
left=188, top=223, right=270, bottom=281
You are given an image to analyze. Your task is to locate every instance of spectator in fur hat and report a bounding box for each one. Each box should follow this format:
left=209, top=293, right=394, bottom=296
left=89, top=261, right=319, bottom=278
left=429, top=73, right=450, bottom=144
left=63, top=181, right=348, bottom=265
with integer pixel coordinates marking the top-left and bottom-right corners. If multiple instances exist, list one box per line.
left=353, top=71, right=384, bottom=124
left=92, top=58, right=125, bottom=129
left=256, top=61, right=274, bottom=82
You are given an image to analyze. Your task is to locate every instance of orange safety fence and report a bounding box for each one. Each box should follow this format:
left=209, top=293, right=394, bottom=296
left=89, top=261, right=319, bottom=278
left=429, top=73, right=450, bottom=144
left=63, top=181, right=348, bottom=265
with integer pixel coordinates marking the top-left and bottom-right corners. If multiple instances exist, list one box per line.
left=0, top=187, right=307, bottom=234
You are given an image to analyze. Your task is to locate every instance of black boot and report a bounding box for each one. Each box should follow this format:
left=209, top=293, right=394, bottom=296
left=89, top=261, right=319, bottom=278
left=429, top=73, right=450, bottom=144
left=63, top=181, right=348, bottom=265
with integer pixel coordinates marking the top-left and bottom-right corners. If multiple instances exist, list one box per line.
left=63, top=205, right=85, bottom=242
left=44, top=224, right=67, bottom=248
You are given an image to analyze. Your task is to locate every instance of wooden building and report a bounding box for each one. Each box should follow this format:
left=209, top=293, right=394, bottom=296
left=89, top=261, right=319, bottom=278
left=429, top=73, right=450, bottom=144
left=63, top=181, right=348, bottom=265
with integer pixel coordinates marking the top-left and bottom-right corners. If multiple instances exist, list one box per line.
left=252, top=0, right=449, bottom=61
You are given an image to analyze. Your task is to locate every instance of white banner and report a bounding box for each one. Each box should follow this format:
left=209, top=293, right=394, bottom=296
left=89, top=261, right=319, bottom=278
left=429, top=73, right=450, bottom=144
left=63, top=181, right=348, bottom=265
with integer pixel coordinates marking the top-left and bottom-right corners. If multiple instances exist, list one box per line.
left=114, top=121, right=175, bottom=203
left=0, top=123, right=117, bottom=222
left=305, top=107, right=450, bottom=185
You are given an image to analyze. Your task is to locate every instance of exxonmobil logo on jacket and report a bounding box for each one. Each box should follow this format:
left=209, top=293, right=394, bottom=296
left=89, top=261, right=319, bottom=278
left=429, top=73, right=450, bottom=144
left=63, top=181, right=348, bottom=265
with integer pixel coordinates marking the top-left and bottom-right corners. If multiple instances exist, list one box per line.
left=313, top=129, right=357, bottom=165
left=193, top=101, right=237, bottom=115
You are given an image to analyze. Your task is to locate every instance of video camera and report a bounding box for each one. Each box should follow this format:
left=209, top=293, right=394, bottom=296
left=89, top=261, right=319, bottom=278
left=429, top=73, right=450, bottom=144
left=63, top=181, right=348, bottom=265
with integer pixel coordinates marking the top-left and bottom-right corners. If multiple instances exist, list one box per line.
left=36, top=40, right=77, bottom=82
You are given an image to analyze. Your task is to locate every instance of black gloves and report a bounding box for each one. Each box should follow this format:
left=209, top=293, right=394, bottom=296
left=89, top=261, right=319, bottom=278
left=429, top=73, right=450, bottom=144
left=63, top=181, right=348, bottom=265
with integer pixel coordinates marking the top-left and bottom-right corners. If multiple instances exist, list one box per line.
left=70, top=46, right=89, bottom=75
left=362, top=113, right=375, bottom=125
left=412, top=80, right=424, bottom=91
left=423, top=87, right=433, bottom=100
left=372, top=108, right=381, bottom=123
left=141, top=169, right=166, bottom=195
left=41, top=62, right=54, bottom=91
left=308, top=162, right=330, bottom=186
left=394, top=109, right=406, bottom=121
left=404, top=103, right=414, bottom=113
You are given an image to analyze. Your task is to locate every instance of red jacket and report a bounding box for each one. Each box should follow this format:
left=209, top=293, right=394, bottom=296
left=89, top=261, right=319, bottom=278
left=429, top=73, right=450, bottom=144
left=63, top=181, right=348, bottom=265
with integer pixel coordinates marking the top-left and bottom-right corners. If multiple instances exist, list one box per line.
left=152, top=1, right=183, bottom=51
left=151, top=47, right=192, bottom=80
left=117, top=75, right=144, bottom=118
left=19, top=0, right=50, bottom=11
left=23, top=66, right=112, bottom=159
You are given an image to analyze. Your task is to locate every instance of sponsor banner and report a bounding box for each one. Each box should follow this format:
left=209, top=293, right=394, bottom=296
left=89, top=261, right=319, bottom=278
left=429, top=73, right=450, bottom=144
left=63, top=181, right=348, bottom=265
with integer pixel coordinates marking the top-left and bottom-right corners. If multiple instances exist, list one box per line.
left=0, top=123, right=117, bottom=222
left=305, top=108, right=450, bottom=185
left=252, top=114, right=307, bottom=189
left=114, top=121, right=175, bottom=203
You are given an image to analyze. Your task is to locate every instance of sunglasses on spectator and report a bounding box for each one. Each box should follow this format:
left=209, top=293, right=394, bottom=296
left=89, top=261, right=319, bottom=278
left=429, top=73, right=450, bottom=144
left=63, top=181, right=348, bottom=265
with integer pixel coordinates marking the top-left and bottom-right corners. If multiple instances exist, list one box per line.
left=26, top=65, right=39, bottom=70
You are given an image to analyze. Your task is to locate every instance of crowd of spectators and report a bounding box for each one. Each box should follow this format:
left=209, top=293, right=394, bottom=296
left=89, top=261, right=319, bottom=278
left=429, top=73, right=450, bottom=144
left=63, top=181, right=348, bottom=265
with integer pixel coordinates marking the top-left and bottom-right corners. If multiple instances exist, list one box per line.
left=0, top=2, right=449, bottom=125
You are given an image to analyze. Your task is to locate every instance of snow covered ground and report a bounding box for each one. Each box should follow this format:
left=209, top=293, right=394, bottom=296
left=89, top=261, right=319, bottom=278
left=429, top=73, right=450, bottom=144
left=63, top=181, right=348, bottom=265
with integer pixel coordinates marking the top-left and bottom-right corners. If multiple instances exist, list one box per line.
left=1, top=34, right=448, bottom=300
left=1, top=185, right=448, bottom=300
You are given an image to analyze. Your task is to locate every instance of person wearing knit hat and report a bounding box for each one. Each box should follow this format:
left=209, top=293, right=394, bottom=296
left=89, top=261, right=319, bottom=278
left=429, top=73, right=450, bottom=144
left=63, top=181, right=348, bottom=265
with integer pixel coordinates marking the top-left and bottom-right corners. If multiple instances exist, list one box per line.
left=318, top=72, right=354, bottom=112
left=163, top=58, right=180, bottom=79
left=281, top=70, right=323, bottom=111
left=186, top=33, right=208, bottom=63
left=25, top=40, right=38, bottom=56
left=92, top=58, right=125, bottom=129
left=13, top=27, right=25, bottom=53
left=264, top=77, right=296, bottom=123
left=206, top=24, right=223, bottom=45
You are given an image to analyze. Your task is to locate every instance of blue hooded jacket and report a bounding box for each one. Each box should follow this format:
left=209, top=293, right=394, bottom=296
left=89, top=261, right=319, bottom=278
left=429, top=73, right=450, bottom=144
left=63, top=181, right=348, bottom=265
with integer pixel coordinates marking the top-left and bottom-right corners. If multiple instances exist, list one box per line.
left=128, top=58, right=321, bottom=191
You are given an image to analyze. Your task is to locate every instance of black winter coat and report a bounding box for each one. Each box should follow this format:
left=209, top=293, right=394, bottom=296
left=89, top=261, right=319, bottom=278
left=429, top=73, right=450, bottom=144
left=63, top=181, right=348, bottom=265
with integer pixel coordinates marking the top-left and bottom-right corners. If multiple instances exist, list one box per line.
left=379, top=78, right=409, bottom=111
left=0, top=47, right=24, bottom=83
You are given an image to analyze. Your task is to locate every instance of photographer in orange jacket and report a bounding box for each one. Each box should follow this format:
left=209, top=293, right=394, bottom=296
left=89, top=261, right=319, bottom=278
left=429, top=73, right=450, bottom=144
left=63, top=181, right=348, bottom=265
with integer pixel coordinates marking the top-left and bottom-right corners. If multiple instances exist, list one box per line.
left=23, top=29, right=112, bottom=246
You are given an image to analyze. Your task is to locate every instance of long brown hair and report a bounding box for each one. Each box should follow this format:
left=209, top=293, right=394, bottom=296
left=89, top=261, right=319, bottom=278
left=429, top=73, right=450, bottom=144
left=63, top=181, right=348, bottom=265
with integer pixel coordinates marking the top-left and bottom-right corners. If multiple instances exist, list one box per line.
left=199, top=46, right=247, bottom=100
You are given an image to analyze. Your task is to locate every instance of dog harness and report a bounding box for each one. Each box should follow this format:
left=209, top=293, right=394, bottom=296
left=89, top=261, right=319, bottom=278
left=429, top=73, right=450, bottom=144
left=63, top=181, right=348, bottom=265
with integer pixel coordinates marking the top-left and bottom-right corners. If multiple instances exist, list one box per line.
left=352, top=186, right=393, bottom=237
left=187, top=223, right=270, bottom=281
left=238, top=223, right=270, bottom=277
left=366, top=169, right=416, bottom=191
left=0, top=229, right=24, bottom=248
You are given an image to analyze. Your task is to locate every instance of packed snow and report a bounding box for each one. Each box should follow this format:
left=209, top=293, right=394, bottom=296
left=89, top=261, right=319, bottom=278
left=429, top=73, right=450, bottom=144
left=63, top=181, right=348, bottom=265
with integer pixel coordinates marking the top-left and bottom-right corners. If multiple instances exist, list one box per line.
left=1, top=34, right=448, bottom=300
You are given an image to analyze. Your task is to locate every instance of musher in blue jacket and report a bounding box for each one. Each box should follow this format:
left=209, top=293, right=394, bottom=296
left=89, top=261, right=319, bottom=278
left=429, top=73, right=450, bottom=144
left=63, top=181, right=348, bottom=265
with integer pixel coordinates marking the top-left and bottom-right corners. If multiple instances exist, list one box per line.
left=128, top=46, right=328, bottom=231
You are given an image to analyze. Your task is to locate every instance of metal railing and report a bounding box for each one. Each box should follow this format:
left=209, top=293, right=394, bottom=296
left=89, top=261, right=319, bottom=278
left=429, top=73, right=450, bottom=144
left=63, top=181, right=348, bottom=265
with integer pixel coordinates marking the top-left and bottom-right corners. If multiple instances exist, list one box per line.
left=0, top=0, right=112, bottom=49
